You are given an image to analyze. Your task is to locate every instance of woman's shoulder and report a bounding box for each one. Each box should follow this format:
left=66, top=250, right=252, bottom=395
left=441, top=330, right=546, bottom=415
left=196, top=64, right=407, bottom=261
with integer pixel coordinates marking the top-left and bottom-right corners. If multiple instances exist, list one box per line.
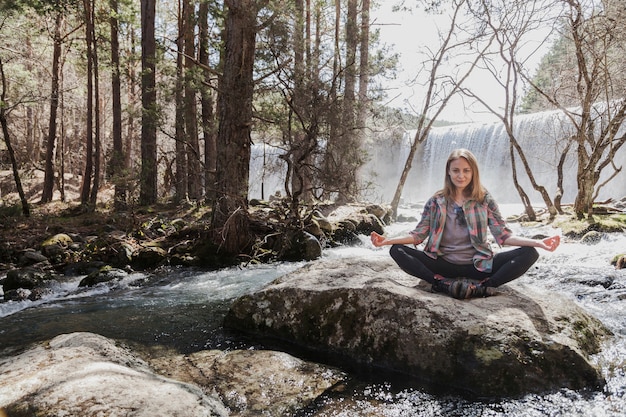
left=429, top=191, right=446, bottom=204
left=480, top=190, right=503, bottom=213
left=469, top=189, right=497, bottom=207
left=482, top=189, right=495, bottom=201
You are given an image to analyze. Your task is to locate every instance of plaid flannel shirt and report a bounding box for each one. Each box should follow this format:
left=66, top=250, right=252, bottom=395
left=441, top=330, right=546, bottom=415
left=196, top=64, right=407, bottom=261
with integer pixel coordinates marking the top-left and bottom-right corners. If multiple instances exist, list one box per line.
left=409, top=192, right=512, bottom=272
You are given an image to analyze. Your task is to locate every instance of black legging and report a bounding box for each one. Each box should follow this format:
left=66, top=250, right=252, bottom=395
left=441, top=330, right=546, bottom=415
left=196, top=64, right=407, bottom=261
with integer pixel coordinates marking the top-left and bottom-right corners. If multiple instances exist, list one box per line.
left=389, top=244, right=539, bottom=287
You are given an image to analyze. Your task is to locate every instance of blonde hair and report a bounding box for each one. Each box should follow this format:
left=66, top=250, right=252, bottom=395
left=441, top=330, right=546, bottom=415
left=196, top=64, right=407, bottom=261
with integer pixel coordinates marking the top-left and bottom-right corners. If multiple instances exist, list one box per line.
left=441, top=148, right=486, bottom=203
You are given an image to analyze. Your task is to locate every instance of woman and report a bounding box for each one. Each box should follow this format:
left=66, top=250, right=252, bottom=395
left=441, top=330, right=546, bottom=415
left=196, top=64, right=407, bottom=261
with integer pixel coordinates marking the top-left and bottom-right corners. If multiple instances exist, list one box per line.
left=371, top=148, right=560, bottom=299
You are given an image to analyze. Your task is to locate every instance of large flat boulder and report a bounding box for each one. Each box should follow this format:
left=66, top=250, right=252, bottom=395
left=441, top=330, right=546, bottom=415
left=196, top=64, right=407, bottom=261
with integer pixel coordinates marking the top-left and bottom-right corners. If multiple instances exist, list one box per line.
left=0, top=332, right=229, bottom=417
left=224, top=256, right=611, bottom=398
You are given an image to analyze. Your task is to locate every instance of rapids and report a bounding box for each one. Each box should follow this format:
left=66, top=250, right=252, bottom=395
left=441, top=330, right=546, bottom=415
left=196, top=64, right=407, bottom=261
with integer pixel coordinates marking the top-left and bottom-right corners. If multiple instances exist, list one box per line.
left=1, top=206, right=625, bottom=416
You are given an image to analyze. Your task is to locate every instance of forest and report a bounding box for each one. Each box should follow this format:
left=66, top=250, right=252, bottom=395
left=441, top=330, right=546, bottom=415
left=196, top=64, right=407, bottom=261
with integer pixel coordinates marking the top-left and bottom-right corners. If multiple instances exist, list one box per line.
left=1, top=0, right=625, bottom=257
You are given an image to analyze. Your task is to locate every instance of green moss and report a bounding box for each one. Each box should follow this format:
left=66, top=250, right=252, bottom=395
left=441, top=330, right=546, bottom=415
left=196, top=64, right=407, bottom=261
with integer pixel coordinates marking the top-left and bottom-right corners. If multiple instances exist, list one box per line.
left=611, top=254, right=625, bottom=265
left=474, top=347, right=504, bottom=365
left=554, top=213, right=626, bottom=238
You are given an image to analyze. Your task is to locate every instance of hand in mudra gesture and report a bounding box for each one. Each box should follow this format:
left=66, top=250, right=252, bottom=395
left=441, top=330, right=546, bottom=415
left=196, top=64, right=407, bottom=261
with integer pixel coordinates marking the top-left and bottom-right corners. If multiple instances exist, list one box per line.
left=541, top=235, right=560, bottom=252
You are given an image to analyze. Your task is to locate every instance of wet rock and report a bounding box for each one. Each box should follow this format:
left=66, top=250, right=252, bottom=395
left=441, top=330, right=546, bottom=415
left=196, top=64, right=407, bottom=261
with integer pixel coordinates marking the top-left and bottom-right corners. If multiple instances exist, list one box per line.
left=397, top=213, right=418, bottom=223
left=332, top=220, right=361, bottom=245
left=225, top=257, right=611, bottom=398
left=312, top=212, right=333, bottom=234
left=280, top=230, right=322, bottom=262
left=305, top=218, right=324, bottom=238
left=148, top=349, right=345, bottom=417
left=41, top=233, right=74, bottom=262
left=324, top=204, right=385, bottom=245
left=78, top=266, right=130, bottom=287
left=98, top=240, right=135, bottom=267
left=3, top=267, right=52, bottom=292
left=170, top=253, right=200, bottom=267
left=578, top=276, right=615, bottom=289
left=0, top=333, right=229, bottom=417
left=41, top=233, right=74, bottom=249
left=132, top=245, right=167, bottom=270
left=5, top=288, right=29, bottom=301
left=4, top=286, right=52, bottom=301
left=581, top=230, right=604, bottom=245
left=612, top=253, right=626, bottom=269
left=365, top=204, right=391, bottom=224
left=352, top=213, right=385, bottom=235
left=17, top=249, right=48, bottom=267
left=63, top=260, right=108, bottom=276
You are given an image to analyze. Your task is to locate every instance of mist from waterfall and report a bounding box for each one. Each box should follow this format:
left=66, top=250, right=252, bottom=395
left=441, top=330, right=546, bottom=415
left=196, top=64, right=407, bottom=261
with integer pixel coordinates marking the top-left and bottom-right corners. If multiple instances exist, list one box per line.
left=250, top=109, right=626, bottom=206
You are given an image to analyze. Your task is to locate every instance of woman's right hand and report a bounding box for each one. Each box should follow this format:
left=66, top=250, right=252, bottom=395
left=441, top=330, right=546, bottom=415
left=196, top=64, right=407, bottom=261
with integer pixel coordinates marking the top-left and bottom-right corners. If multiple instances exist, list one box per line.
left=370, top=231, right=387, bottom=247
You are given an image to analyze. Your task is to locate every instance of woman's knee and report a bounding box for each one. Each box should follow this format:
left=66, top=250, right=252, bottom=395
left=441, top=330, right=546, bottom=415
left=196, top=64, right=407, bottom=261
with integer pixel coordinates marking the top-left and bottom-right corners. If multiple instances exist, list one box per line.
left=389, top=244, right=404, bottom=259
left=521, top=246, right=539, bottom=264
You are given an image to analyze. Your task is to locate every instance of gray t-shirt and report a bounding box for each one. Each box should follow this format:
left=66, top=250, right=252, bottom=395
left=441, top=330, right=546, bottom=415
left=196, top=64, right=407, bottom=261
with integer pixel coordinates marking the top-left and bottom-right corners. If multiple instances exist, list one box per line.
left=440, top=202, right=476, bottom=265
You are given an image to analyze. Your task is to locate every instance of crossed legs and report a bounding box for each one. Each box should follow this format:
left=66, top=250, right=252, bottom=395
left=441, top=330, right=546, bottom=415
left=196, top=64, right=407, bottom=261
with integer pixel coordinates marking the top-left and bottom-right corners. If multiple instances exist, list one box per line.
left=389, top=244, right=539, bottom=288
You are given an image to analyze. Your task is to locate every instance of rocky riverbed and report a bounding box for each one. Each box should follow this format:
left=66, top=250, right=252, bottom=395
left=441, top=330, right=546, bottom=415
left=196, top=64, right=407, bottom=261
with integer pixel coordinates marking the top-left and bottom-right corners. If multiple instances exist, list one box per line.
left=0, top=201, right=390, bottom=302
left=2, top=200, right=626, bottom=415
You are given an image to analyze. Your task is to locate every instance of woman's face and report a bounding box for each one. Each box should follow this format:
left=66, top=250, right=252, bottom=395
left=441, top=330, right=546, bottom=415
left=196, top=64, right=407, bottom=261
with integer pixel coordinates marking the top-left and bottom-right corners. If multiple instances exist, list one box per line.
left=448, top=157, right=473, bottom=191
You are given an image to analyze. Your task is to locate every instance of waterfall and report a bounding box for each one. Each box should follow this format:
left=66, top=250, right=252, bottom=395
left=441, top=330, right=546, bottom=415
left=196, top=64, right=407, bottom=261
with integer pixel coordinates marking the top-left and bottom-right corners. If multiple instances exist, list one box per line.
left=250, top=109, right=626, bottom=205
left=249, top=143, right=287, bottom=201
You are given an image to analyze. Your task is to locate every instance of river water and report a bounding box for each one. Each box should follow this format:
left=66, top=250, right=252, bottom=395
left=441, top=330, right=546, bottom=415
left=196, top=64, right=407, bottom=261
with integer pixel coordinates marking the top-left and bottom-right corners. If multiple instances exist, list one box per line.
left=1, top=207, right=626, bottom=416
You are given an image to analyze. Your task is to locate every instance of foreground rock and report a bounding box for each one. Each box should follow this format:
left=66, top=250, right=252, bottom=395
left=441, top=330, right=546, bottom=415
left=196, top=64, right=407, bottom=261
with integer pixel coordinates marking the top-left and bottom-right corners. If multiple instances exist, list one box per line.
left=0, top=332, right=344, bottom=417
left=147, top=349, right=345, bottom=416
left=224, top=257, right=611, bottom=398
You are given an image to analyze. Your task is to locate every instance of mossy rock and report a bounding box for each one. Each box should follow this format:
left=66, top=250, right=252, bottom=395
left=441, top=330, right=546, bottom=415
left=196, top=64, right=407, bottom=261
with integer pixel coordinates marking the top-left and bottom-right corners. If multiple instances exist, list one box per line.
left=580, top=230, right=604, bottom=245
left=611, top=254, right=626, bottom=269
left=191, top=240, right=239, bottom=268
left=79, top=266, right=129, bottom=287
left=41, top=233, right=74, bottom=249
left=131, top=246, right=167, bottom=270
left=4, top=267, right=52, bottom=291
left=555, top=215, right=626, bottom=239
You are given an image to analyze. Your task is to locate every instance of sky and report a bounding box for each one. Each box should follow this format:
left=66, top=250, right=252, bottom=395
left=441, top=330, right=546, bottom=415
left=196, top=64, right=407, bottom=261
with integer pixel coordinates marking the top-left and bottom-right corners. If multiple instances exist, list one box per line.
left=372, top=2, right=554, bottom=124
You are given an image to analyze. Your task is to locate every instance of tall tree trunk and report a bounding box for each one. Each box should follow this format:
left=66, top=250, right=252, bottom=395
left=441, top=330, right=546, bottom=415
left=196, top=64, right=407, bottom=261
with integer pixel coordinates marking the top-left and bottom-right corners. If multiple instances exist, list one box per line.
left=389, top=128, right=421, bottom=218
left=554, top=141, right=571, bottom=213
left=80, top=0, right=94, bottom=206
left=140, top=0, right=158, bottom=205
left=0, top=57, right=30, bottom=217
left=357, top=0, right=370, bottom=129
left=198, top=0, right=216, bottom=201
left=174, top=0, right=187, bottom=202
left=289, top=0, right=310, bottom=202
left=126, top=27, right=138, bottom=179
left=212, top=0, right=262, bottom=255
left=41, top=12, right=63, bottom=203
left=574, top=139, right=594, bottom=217
left=323, top=0, right=341, bottom=201
left=323, top=0, right=360, bottom=203
left=25, top=38, right=36, bottom=163
left=89, top=5, right=101, bottom=209
left=509, top=144, right=535, bottom=221
left=109, top=0, right=126, bottom=209
left=184, top=0, right=201, bottom=200
left=340, top=0, right=359, bottom=202
left=59, top=62, right=66, bottom=201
